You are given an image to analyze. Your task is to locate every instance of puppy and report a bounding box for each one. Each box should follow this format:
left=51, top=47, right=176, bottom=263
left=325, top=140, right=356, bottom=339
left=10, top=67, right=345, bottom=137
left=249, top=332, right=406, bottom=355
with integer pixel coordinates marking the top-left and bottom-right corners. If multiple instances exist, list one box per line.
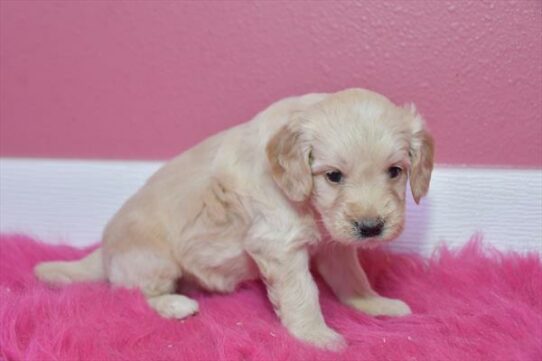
left=35, top=88, right=434, bottom=350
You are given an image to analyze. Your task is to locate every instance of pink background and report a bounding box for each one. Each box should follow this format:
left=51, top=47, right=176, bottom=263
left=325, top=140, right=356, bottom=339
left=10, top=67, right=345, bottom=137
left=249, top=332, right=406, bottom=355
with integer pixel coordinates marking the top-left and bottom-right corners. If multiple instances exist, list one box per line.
left=1, top=1, right=541, bottom=166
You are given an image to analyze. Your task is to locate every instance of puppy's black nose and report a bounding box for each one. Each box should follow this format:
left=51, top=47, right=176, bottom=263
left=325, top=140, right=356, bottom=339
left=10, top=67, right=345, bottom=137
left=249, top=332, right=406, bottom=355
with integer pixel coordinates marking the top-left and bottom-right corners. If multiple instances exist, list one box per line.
left=355, top=219, right=384, bottom=238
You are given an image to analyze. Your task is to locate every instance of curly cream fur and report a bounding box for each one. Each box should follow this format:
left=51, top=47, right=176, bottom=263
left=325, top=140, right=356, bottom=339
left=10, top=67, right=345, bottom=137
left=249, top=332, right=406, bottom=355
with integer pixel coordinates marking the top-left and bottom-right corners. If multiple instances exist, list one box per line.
left=34, top=88, right=434, bottom=351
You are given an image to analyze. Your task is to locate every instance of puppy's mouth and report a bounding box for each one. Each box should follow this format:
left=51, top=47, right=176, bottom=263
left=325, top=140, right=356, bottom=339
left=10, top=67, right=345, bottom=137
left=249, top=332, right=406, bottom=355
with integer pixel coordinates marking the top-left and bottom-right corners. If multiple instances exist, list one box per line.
left=322, top=214, right=402, bottom=247
left=353, top=232, right=384, bottom=245
left=354, top=234, right=397, bottom=250
left=350, top=221, right=400, bottom=248
left=351, top=218, right=384, bottom=238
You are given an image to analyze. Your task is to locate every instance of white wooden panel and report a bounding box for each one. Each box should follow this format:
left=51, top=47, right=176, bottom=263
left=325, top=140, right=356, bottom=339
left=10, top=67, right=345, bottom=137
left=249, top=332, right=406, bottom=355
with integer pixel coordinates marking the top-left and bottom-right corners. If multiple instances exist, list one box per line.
left=1, top=158, right=541, bottom=254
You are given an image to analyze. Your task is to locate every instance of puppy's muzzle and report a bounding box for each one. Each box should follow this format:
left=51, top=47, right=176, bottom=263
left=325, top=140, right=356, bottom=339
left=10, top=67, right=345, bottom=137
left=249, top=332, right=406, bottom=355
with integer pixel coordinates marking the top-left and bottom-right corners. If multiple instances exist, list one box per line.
left=354, top=219, right=384, bottom=239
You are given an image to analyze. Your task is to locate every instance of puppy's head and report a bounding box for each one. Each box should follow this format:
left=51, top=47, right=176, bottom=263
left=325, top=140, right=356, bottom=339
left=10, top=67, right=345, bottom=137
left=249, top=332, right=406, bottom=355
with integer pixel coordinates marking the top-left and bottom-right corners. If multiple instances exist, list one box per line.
left=267, top=89, right=434, bottom=247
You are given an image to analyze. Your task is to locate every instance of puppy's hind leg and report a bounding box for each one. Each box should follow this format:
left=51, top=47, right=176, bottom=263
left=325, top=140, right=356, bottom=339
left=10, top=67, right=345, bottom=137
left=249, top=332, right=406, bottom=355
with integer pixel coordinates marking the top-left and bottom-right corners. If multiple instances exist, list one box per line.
left=108, top=249, right=198, bottom=319
left=146, top=294, right=199, bottom=319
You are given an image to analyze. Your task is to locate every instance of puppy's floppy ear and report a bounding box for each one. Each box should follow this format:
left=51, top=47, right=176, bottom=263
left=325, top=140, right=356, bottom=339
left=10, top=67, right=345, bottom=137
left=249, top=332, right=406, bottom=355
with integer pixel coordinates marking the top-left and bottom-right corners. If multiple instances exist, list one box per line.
left=266, top=120, right=312, bottom=202
left=407, top=105, right=435, bottom=204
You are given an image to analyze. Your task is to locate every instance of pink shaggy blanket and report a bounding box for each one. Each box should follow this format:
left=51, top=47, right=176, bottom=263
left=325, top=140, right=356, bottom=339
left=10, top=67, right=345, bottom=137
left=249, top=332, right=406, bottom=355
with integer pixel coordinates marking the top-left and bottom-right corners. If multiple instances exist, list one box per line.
left=0, top=235, right=541, bottom=361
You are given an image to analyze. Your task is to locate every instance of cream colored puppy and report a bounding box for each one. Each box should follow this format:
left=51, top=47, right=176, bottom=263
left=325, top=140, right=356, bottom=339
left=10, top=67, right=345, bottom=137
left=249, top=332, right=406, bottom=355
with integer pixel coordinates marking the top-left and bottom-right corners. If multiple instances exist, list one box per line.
left=35, top=88, right=434, bottom=350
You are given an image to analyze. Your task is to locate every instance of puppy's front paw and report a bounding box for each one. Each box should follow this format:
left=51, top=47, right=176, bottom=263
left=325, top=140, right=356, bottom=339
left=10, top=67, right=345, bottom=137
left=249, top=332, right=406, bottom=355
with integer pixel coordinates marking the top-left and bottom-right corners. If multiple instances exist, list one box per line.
left=346, top=296, right=411, bottom=317
left=292, top=325, right=346, bottom=351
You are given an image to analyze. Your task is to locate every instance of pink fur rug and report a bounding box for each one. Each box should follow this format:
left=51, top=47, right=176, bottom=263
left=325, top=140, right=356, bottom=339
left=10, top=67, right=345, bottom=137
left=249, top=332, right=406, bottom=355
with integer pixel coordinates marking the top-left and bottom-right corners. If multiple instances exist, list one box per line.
left=0, top=234, right=540, bottom=361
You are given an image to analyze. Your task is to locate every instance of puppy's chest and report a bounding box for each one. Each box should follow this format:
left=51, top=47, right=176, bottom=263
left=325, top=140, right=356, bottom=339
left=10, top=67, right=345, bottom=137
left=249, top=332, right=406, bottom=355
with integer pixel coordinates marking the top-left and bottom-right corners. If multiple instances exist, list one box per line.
left=174, top=170, right=318, bottom=293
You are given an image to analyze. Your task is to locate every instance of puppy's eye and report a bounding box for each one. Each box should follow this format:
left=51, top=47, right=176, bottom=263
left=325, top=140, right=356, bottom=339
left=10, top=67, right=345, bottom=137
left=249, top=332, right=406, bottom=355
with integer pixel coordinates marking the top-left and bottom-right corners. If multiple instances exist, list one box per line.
left=326, top=171, right=343, bottom=183
left=388, top=166, right=402, bottom=179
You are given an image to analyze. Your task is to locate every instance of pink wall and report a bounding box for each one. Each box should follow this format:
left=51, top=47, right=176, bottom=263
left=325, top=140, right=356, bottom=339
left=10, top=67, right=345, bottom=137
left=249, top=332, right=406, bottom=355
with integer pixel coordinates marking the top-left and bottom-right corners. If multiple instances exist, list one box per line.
left=1, top=1, right=541, bottom=166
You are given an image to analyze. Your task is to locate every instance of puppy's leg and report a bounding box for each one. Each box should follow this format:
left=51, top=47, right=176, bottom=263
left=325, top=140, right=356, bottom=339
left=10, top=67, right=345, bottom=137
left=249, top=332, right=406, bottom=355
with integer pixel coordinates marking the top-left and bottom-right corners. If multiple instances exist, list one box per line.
left=146, top=294, right=199, bottom=319
left=315, top=244, right=411, bottom=317
left=251, top=249, right=345, bottom=351
left=108, top=249, right=198, bottom=319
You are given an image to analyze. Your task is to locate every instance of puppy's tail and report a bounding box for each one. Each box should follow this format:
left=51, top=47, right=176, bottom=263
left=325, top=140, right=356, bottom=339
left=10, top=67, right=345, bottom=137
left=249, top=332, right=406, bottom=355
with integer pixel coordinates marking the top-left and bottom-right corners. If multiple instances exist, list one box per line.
left=34, top=248, right=106, bottom=284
